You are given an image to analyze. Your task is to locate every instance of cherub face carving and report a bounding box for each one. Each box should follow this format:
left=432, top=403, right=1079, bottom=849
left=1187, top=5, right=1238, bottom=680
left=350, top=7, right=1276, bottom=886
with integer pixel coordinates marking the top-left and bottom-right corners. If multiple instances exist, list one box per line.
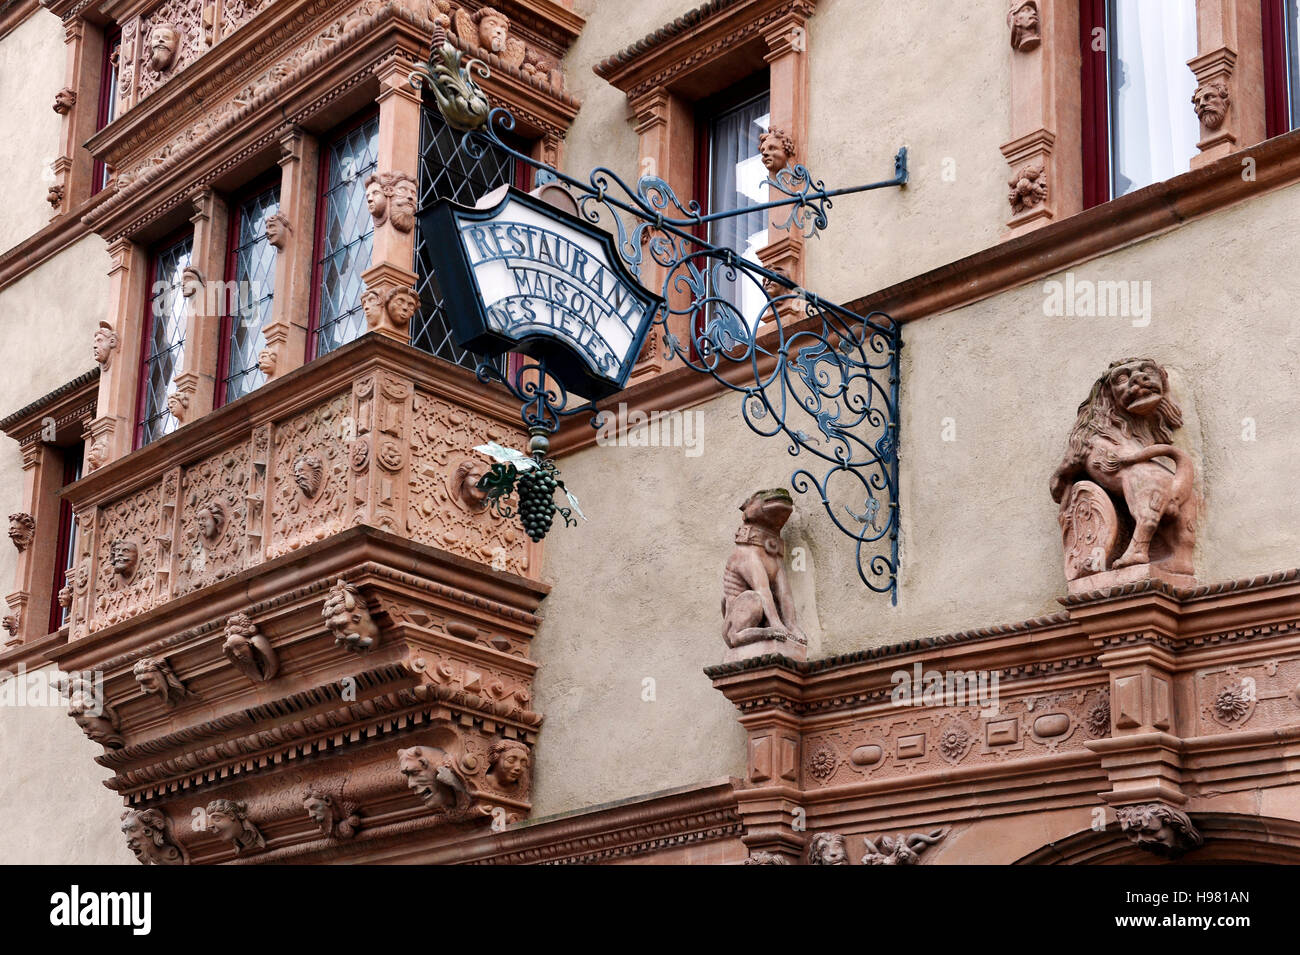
left=149, top=25, right=180, bottom=72
left=196, top=501, right=224, bottom=540
left=292, top=455, right=323, bottom=499
left=109, top=539, right=138, bottom=577
left=477, top=9, right=510, bottom=52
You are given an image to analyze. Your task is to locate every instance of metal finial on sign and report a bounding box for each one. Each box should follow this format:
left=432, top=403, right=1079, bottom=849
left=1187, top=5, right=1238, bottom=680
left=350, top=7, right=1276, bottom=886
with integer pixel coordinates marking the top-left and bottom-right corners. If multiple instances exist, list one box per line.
left=409, top=16, right=490, bottom=131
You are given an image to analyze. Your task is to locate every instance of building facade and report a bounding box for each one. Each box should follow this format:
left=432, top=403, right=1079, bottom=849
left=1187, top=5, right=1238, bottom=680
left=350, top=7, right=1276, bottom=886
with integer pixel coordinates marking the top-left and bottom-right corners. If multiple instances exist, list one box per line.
left=0, top=0, right=1298, bottom=864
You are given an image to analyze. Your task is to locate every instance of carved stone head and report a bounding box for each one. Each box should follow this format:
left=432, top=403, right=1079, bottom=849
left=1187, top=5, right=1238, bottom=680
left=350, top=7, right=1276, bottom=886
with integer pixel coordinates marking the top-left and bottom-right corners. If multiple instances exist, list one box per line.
left=148, top=24, right=180, bottom=72
left=67, top=680, right=123, bottom=748
left=384, top=286, right=420, bottom=331
left=487, top=739, right=530, bottom=788
left=1116, top=803, right=1203, bottom=857
left=132, top=656, right=190, bottom=707
left=7, top=512, right=34, bottom=552
left=322, top=578, right=378, bottom=651
left=1101, top=358, right=1176, bottom=420
left=195, top=501, right=225, bottom=541
left=302, top=788, right=359, bottom=839
left=265, top=211, right=291, bottom=249
left=808, top=832, right=849, bottom=865
left=205, top=798, right=265, bottom=855
left=121, top=808, right=184, bottom=865
left=92, top=321, right=118, bottom=369
left=292, top=454, right=324, bottom=499
left=362, top=288, right=384, bottom=331
left=53, top=88, right=77, bottom=114
left=364, top=174, right=389, bottom=224
left=180, top=266, right=204, bottom=300
left=166, top=391, right=189, bottom=422
left=475, top=7, right=510, bottom=52
left=364, top=171, right=416, bottom=232
left=109, top=538, right=139, bottom=578
left=758, top=127, right=795, bottom=173
left=762, top=264, right=793, bottom=300
left=57, top=584, right=72, bottom=610
left=257, top=347, right=277, bottom=377
left=1192, top=80, right=1230, bottom=130
left=87, top=437, right=107, bottom=471
left=397, top=744, right=470, bottom=810
left=738, top=488, right=795, bottom=535
left=1007, top=1, right=1041, bottom=52
left=451, top=459, right=489, bottom=509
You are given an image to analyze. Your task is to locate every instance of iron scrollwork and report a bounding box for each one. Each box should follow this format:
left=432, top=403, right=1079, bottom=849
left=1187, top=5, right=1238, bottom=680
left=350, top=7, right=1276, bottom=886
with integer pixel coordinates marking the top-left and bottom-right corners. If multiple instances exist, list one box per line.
left=411, top=25, right=905, bottom=602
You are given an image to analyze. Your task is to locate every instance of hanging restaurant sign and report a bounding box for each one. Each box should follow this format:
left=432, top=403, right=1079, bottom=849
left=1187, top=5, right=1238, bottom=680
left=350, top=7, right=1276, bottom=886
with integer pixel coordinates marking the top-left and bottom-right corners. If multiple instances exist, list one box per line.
left=417, top=184, right=663, bottom=401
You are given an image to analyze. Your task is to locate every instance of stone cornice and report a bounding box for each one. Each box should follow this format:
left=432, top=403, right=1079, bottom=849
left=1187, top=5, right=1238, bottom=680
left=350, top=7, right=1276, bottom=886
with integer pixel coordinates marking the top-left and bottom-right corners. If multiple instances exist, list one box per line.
left=593, top=0, right=815, bottom=98
left=0, top=191, right=107, bottom=292
left=0, top=0, right=39, bottom=40
left=0, top=367, right=98, bottom=439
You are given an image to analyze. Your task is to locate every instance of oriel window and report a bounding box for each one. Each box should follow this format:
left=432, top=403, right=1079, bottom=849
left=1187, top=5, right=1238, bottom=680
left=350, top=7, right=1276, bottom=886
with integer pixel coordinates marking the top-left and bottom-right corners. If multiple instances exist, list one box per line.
left=219, top=183, right=280, bottom=404
left=135, top=234, right=193, bottom=447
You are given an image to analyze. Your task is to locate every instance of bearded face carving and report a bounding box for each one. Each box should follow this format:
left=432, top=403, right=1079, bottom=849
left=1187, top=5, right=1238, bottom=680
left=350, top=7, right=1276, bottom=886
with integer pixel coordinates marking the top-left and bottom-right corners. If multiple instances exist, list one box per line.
left=302, top=789, right=360, bottom=839
left=1007, top=1, right=1041, bottom=51
left=292, top=454, right=323, bottom=499
left=109, top=539, right=138, bottom=578
left=53, top=88, right=77, bottom=114
left=148, top=25, right=180, bottom=72
left=1192, top=80, right=1230, bottom=130
left=758, top=128, right=796, bottom=173
left=487, top=739, right=530, bottom=789
left=364, top=172, right=416, bottom=232
left=92, top=321, right=118, bottom=370
left=1050, top=358, right=1197, bottom=584
left=67, top=679, right=123, bottom=748
left=476, top=8, right=510, bottom=52
left=397, top=745, right=474, bottom=812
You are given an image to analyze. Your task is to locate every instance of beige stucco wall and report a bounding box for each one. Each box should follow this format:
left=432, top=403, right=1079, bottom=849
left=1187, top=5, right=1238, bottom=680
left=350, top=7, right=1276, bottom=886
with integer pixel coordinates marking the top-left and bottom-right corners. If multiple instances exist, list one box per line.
left=530, top=179, right=1300, bottom=815
left=0, top=9, right=65, bottom=254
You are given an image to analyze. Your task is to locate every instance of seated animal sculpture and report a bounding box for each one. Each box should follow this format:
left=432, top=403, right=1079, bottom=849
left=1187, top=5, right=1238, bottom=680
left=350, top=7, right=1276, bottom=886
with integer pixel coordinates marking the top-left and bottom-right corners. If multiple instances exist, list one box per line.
left=1049, top=358, right=1197, bottom=581
left=722, top=489, right=808, bottom=654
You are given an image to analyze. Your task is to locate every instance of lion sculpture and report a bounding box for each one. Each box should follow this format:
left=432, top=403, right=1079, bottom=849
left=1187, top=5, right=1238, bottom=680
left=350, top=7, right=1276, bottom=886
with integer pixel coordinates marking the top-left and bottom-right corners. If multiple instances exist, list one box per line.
left=1049, top=358, right=1197, bottom=582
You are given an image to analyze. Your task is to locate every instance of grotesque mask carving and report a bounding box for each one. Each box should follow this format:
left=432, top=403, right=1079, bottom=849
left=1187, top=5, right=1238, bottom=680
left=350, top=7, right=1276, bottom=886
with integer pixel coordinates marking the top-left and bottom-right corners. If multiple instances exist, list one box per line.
left=148, top=24, right=180, bottom=72
left=1050, top=358, right=1197, bottom=582
left=67, top=678, right=123, bottom=748
left=758, top=127, right=796, bottom=174
left=92, top=321, right=118, bottom=370
left=265, top=211, right=291, bottom=250
left=109, top=538, right=139, bottom=578
left=222, top=612, right=278, bottom=683
left=87, top=437, right=108, bottom=471
left=322, top=578, right=379, bottom=652
left=7, top=512, right=34, bottom=552
left=1007, top=1, right=1041, bottom=51
left=132, top=656, right=194, bottom=708
left=397, top=745, right=474, bottom=812
left=1191, top=80, right=1230, bottom=130
left=302, top=788, right=360, bottom=839
left=121, top=808, right=185, bottom=865
left=487, top=739, right=530, bottom=789
left=53, top=88, right=77, bottom=114
left=1008, top=162, right=1047, bottom=214
left=292, top=454, right=324, bottom=499
left=205, top=799, right=265, bottom=855
left=1116, top=803, right=1203, bottom=857
left=807, top=832, right=850, bottom=865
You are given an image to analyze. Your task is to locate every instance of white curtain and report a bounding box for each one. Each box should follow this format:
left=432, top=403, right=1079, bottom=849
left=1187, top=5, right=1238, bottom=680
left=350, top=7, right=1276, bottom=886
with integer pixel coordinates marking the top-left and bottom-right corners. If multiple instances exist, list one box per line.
left=1109, top=0, right=1199, bottom=196
left=708, top=94, right=770, bottom=328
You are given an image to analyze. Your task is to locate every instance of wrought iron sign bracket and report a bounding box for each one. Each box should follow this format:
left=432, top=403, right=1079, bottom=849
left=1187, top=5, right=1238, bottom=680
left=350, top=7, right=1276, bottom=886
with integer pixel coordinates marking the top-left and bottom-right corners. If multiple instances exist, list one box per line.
left=410, top=24, right=904, bottom=603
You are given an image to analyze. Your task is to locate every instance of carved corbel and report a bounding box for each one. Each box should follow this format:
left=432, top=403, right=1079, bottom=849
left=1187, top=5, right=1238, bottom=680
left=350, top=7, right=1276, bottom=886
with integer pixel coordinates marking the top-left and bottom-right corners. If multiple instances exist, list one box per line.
left=1007, top=1, right=1041, bottom=51
left=807, top=832, right=851, bottom=865
left=132, top=656, right=196, bottom=708
left=53, top=88, right=77, bottom=114
left=396, top=743, right=489, bottom=821
left=302, top=788, right=360, bottom=839
left=7, top=513, right=34, bottom=552
left=67, top=678, right=124, bottom=748
left=265, top=211, right=292, bottom=250
left=364, top=171, right=417, bottom=233
left=323, top=578, right=379, bottom=652
left=205, top=799, right=266, bottom=855
left=222, top=612, right=278, bottom=682
left=121, top=808, right=186, bottom=865
left=860, top=827, right=949, bottom=865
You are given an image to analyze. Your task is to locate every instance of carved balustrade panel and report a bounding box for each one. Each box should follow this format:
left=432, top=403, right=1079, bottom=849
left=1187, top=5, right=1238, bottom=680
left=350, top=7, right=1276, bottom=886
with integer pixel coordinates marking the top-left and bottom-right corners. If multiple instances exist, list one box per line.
left=175, top=441, right=254, bottom=595
left=267, top=391, right=353, bottom=559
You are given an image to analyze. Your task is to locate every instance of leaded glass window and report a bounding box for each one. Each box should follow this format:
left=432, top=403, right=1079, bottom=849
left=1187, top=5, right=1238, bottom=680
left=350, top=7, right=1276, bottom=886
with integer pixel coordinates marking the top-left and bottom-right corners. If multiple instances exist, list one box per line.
left=137, top=235, right=193, bottom=447
left=412, top=101, right=514, bottom=371
left=221, top=185, right=280, bottom=403
left=313, top=117, right=379, bottom=357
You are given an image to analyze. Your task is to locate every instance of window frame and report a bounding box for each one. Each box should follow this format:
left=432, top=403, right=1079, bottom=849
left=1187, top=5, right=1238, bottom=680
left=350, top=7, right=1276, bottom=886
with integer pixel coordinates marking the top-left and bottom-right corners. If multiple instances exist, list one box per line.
left=1263, top=0, right=1294, bottom=138
left=1080, top=0, right=1111, bottom=209
left=216, top=174, right=282, bottom=408
left=306, top=109, right=380, bottom=362
left=133, top=229, right=195, bottom=449
left=48, top=443, right=83, bottom=634
left=92, top=23, right=121, bottom=195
